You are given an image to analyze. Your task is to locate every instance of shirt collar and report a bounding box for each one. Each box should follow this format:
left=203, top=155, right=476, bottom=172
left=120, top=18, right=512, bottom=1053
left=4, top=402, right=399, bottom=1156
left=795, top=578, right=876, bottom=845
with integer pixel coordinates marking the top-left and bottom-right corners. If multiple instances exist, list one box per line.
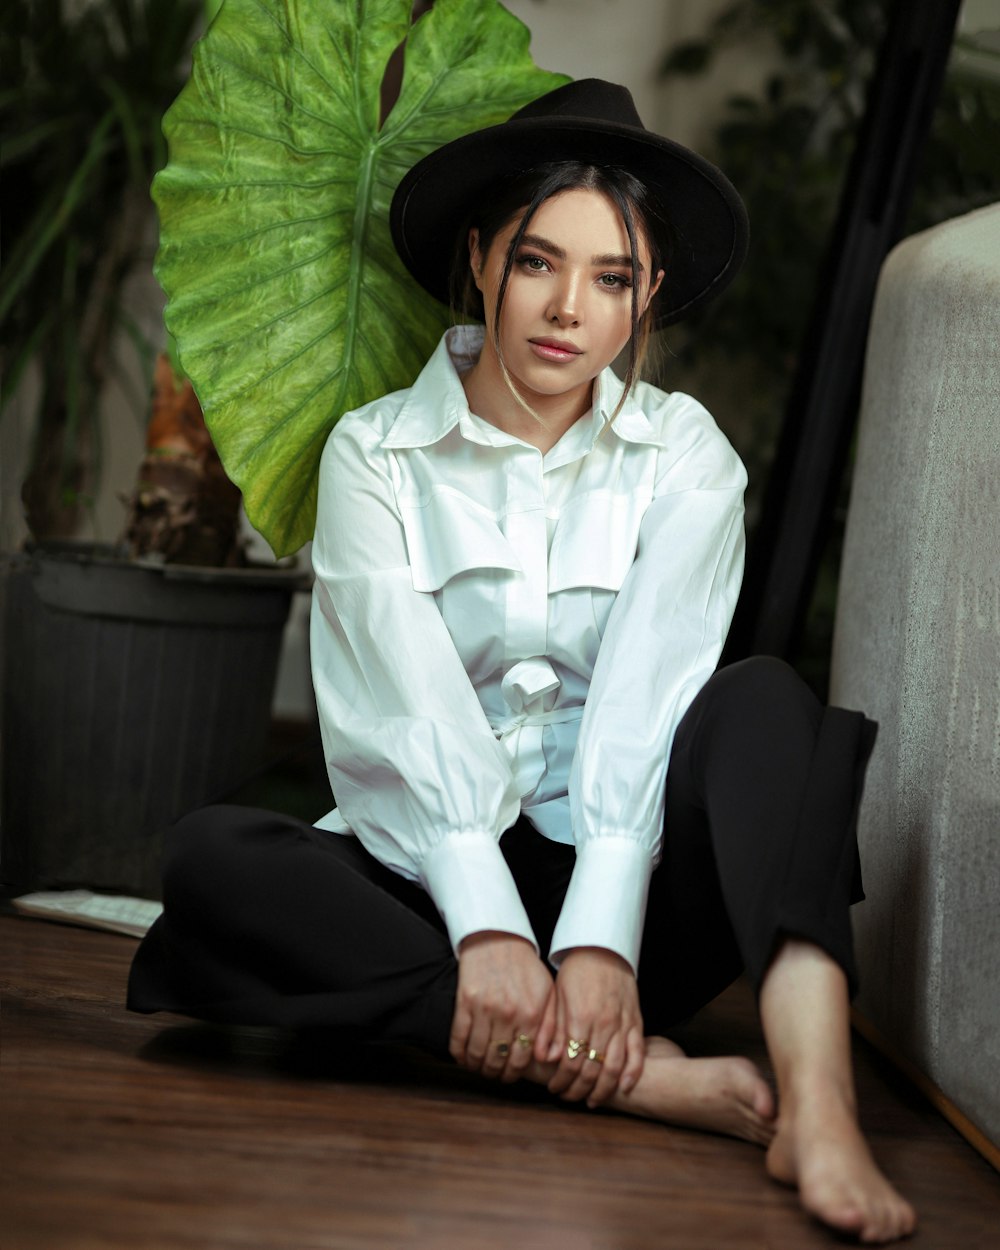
left=381, top=324, right=668, bottom=452
left=592, top=368, right=668, bottom=449
left=380, top=326, right=482, bottom=449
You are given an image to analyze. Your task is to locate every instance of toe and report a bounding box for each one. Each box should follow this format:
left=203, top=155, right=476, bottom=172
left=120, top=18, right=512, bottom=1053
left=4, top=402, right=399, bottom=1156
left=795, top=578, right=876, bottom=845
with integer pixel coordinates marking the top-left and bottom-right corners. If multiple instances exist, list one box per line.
left=753, top=1081, right=777, bottom=1122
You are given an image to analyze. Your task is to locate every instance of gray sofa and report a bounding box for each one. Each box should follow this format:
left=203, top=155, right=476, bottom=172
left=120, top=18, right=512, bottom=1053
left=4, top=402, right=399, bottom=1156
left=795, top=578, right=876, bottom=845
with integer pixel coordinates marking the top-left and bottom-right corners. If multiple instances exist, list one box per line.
left=830, top=202, right=1000, bottom=1156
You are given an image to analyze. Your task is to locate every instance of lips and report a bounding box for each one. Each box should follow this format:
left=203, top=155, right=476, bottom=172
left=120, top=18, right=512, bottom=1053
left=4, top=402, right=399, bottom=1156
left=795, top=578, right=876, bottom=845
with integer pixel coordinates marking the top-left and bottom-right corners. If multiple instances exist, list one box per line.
left=528, top=337, right=583, bottom=362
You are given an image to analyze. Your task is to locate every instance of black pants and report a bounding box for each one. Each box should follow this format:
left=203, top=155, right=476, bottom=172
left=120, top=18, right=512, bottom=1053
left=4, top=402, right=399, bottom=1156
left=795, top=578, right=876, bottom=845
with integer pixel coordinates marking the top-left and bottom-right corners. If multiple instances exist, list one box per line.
left=128, top=657, right=873, bottom=1057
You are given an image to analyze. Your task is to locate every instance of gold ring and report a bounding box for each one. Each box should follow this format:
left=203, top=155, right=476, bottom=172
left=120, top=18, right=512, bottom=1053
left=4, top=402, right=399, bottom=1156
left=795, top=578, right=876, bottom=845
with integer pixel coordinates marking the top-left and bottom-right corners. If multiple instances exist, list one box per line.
left=494, top=1040, right=511, bottom=1058
left=517, top=1034, right=532, bottom=1049
left=566, top=1038, right=588, bottom=1060
left=586, top=1049, right=605, bottom=1064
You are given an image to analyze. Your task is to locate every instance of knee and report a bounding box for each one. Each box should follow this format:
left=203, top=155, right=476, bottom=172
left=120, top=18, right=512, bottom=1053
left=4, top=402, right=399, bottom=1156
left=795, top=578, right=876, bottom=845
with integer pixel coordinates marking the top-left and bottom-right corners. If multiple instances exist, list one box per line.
left=161, top=804, right=261, bottom=909
left=716, top=655, right=811, bottom=706
left=691, top=656, right=820, bottom=742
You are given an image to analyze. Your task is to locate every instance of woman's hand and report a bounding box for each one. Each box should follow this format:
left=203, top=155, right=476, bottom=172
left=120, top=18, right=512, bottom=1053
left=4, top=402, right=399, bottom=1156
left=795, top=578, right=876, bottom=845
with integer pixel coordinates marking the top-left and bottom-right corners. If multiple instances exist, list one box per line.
left=537, top=947, right=645, bottom=1108
left=450, top=931, right=554, bottom=1083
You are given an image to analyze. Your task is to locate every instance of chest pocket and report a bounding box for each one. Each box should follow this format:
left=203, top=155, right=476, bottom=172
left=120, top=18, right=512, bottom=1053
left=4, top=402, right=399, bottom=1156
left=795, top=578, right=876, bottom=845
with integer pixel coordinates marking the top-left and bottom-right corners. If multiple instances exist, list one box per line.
left=548, top=487, right=653, bottom=593
left=399, top=488, right=522, bottom=592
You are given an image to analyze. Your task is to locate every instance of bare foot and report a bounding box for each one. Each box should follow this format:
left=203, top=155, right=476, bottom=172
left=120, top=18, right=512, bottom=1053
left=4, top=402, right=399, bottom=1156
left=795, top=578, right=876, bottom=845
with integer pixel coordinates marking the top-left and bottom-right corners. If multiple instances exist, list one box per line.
left=609, top=1036, right=776, bottom=1147
left=766, top=1087, right=916, bottom=1243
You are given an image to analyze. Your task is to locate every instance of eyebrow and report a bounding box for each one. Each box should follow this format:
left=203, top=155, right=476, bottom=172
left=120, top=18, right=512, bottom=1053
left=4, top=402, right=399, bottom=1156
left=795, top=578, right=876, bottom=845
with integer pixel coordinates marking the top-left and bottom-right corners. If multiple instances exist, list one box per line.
left=519, top=233, right=643, bottom=272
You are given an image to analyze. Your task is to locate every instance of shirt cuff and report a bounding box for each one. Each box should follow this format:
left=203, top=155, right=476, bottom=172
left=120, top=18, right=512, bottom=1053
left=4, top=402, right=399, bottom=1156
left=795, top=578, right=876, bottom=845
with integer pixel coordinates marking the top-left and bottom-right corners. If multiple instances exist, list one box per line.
left=548, top=836, right=654, bottom=976
left=419, top=831, right=539, bottom=956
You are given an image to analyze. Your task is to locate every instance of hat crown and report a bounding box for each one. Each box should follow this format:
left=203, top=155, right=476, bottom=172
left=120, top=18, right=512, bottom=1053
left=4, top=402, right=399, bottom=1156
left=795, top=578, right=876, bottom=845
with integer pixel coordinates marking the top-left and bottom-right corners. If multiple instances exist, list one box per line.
left=511, top=78, right=645, bottom=131
left=390, top=78, right=748, bottom=328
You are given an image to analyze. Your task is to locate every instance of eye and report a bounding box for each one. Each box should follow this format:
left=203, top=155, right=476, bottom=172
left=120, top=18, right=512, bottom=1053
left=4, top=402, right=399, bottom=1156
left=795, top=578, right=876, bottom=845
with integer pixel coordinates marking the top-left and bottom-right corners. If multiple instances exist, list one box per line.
left=598, top=272, right=632, bottom=290
left=517, top=253, right=549, bottom=272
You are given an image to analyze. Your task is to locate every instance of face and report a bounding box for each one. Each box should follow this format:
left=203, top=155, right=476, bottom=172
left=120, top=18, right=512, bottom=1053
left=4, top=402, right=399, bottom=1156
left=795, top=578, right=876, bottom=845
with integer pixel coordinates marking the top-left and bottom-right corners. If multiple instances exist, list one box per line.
left=470, top=187, right=663, bottom=411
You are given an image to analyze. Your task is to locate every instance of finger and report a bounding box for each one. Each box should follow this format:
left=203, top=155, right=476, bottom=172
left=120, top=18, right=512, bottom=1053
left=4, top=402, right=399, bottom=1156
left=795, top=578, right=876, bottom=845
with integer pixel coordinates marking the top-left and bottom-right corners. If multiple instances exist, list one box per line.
left=558, top=1054, right=601, bottom=1102
left=619, top=1027, right=646, bottom=1094
left=586, top=1032, right=626, bottom=1108
left=546, top=991, right=570, bottom=1066
left=547, top=1029, right=593, bottom=1097
left=560, top=1035, right=611, bottom=1103
left=482, top=996, right=519, bottom=1077
left=512, top=1028, right=538, bottom=1075
left=464, top=1006, right=494, bottom=1071
left=448, top=1002, right=473, bottom=1066
left=482, top=1034, right=514, bottom=1079
left=500, top=1029, right=536, bottom=1083
left=534, top=991, right=558, bottom=1066
left=479, top=1005, right=517, bottom=1077
left=545, top=1035, right=580, bottom=1094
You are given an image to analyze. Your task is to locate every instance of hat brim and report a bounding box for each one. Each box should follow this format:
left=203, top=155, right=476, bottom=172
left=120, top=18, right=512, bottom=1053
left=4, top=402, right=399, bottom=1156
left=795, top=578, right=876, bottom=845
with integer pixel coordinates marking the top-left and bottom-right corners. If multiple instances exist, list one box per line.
left=390, top=115, right=748, bottom=329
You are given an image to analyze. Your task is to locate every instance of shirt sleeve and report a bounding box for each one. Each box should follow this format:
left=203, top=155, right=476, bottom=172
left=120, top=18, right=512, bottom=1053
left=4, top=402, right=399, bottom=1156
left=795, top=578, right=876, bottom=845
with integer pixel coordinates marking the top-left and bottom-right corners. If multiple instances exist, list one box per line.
left=549, top=396, right=747, bottom=974
left=310, top=416, right=537, bottom=956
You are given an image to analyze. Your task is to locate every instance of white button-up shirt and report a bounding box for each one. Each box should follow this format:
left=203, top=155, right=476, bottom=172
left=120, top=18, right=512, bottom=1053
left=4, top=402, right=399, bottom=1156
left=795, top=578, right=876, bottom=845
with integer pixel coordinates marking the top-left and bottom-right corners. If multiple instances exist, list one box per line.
left=311, top=326, right=746, bottom=974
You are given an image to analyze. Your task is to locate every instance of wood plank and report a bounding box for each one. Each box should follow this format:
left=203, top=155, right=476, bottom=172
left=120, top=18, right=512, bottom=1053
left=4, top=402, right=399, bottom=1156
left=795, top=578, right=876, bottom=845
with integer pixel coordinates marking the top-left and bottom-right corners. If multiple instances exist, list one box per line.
left=2, top=915, right=999, bottom=1249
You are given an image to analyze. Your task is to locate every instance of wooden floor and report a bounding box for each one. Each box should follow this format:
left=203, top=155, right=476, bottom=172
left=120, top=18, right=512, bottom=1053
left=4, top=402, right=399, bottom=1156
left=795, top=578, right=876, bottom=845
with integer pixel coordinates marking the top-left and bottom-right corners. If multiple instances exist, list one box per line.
left=2, top=913, right=999, bottom=1250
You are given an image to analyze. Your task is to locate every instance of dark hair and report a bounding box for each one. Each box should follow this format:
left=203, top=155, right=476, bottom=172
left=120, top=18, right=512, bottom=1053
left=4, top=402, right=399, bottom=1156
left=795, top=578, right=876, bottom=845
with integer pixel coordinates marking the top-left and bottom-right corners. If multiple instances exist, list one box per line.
left=450, top=161, right=671, bottom=416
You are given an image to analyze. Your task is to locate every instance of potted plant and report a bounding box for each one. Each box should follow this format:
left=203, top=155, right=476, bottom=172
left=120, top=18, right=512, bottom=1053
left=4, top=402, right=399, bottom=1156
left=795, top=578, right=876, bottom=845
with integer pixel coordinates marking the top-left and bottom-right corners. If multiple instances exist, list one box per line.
left=2, top=0, right=205, bottom=539
left=1, top=0, right=567, bottom=897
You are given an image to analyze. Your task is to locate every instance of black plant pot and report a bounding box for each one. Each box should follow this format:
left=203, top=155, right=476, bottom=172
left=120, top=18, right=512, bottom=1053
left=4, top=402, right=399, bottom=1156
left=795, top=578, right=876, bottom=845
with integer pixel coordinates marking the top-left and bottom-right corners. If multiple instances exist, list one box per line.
left=0, top=542, right=308, bottom=898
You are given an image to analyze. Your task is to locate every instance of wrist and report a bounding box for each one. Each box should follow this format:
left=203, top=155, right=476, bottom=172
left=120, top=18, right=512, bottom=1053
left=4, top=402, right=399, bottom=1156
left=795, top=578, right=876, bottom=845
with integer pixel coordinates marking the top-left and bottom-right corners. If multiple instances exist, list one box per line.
left=458, top=930, right=537, bottom=957
left=560, top=946, right=634, bottom=974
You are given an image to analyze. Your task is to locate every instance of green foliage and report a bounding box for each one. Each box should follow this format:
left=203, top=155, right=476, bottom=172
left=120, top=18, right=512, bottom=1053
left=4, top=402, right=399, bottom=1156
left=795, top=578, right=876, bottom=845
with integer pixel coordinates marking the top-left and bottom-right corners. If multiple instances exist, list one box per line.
left=658, top=0, right=890, bottom=413
left=910, top=34, right=1000, bottom=230
left=154, top=0, right=568, bottom=557
left=657, top=0, right=1000, bottom=690
left=1, top=0, right=203, bottom=538
left=658, top=0, right=1000, bottom=444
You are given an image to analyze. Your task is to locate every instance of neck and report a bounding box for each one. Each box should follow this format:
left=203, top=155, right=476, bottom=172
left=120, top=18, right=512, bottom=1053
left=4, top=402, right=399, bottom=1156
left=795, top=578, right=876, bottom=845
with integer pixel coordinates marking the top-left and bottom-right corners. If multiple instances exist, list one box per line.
left=461, top=337, right=594, bottom=454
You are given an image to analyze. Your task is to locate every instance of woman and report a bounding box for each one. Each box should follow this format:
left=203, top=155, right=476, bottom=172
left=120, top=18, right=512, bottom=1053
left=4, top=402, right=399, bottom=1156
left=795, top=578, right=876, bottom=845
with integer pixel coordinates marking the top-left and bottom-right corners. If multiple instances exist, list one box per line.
left=130, top=80, right=915, bottom=1243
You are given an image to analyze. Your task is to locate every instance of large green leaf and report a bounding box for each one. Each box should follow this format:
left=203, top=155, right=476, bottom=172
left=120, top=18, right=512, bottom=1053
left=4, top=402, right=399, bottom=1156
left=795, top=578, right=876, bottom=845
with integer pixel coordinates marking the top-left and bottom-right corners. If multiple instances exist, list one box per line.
left=154, top=0, right=569, bottom=556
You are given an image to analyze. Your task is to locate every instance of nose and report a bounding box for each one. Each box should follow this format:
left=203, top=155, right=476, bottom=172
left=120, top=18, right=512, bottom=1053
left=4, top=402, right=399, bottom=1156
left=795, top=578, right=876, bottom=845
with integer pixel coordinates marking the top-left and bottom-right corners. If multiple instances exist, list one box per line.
left=546, top=272, right=582, bottom=326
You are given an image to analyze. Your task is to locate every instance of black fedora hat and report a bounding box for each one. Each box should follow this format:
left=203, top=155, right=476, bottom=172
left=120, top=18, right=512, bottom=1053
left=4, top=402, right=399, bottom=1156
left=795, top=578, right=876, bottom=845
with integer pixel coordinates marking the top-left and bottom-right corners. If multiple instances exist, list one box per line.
left=390, top=78, right=749, bottom=328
